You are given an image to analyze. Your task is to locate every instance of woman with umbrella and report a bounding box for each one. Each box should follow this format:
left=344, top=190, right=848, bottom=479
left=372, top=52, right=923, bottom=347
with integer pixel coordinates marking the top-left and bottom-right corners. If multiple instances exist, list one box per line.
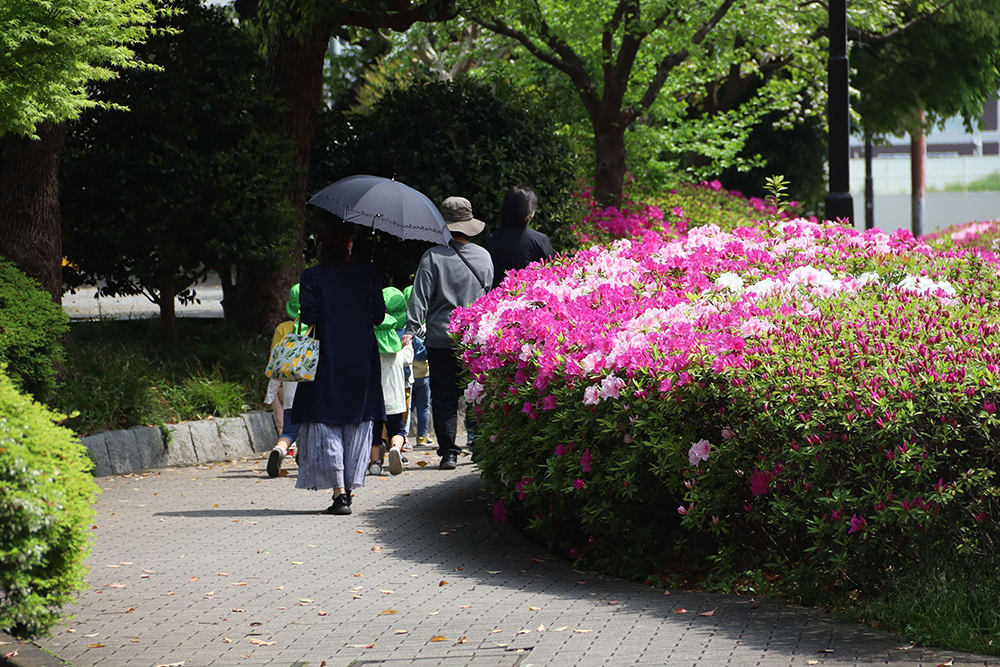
left=292, top=211, right=385, bottom=515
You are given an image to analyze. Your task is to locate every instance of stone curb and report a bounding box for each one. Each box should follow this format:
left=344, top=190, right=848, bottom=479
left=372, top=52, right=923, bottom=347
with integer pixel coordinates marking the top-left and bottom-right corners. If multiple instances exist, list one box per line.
left=78, top=411, right=277, bottom=477
left=0, top=631, right=69, bottom=667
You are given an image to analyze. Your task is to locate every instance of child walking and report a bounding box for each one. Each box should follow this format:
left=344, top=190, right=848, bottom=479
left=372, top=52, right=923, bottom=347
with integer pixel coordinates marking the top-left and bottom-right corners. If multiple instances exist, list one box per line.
left=264, top=284, right=306, bottom=477
left=370, top=286, right=413, bottom=476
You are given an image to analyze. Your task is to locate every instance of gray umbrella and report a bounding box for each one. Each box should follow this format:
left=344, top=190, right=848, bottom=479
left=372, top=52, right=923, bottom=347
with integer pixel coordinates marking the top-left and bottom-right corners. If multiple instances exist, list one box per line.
left=307, top=175, right=453, bottom=245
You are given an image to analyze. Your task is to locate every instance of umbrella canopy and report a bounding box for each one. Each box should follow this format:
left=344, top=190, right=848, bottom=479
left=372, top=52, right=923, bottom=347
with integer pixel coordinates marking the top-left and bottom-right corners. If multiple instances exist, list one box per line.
left=307, top=175, right=452, bottom=245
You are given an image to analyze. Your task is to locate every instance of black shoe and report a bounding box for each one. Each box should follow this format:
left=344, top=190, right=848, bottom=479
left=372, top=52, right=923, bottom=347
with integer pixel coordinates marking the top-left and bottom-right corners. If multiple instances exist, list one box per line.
left=327, top=493, right=352, bottom=515
left=439, top=452, right=458, bottom=470
left=266, top=448, right=284, bottom=478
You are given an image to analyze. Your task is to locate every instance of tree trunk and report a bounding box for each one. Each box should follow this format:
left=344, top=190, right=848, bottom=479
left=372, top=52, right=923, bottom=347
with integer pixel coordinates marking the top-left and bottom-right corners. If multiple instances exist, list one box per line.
left=230, top=22, right=331, bottom=336
left=159, top=285, right=178, bottom=341
left=592, top=115, right=627, bottom=209
left=0, top=123, right=67, bottom=301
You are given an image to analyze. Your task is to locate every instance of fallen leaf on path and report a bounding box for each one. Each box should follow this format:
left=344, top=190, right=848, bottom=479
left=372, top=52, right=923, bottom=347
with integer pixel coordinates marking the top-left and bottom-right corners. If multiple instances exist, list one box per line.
left=607, top=600, right=619, bottom=605
left=353, top=595, right=362, bottom=599
left=318, top=610, right=328, bottom=616
left=573, top=629, right=592, bottom=633
left=4, top=652, right=16, bottom=659
left=86, top=644, right=105, bottom=648
left=807, top=661, right=818, bottom=665
left=552, top=627, right=568, bottom=632
left=108, top=583, right=126, bottom=588
left=204, top=591, right=215, bottom=597
left=537, top=624, right=545, bottom=632
left=416, top=461, right=428, bottom=467
left=428, top=611, right=440, bottom=616
left=378, top=610, right=398, bottom=615
left=300, top=599, right=314, bottom=603
left=818, top=649, right=834, bottom=653
left=380, top=590, right=394, bottom=594
left=83, top=633, right=99, bottom=638
left=289, top=561, right=303, bottom=565
left=439, top=581, right=448, bottom=586
left=673, top=608, right=688, bottom=614
left=937, top=660, right=954, bottom=667
left=123, top=607, right=135, bottom=613
left=429, top=636, right=448, bottom=642
left=233, top=582, right=248, bottom=586
left=372, top=547, right=382, bottom=553
left=249, top=639, right=275, bottom=645
left=353, top=573, right=363, bottom=577
left=700, top=609, right=716, bottom=617
left=120, top=562, right=133, bottom=565
left=153, top=662, right=184, bottom=667
left=459, top=605, right=471, bottom=609
left=516, top=630, right=532, bottom=635
left=346, top=642, right=376, bottom=648
left=232, top=609, right=245, bottom=612
left=487, top=570, right=501, bottom=574
left=216, top=572, right=229, bottom=576
left=189, top=577, right=198, bottom=582
left=490, top=630, right=502, bottom=634
left=106, top=564, right=120, bottom=568
left=528, top=606, right=540, bottom=611
left=223, top=638, right=232, bottom=643
left=458, top=637, right=467, bottom=644
left=394, top=630, right=408, bottom=635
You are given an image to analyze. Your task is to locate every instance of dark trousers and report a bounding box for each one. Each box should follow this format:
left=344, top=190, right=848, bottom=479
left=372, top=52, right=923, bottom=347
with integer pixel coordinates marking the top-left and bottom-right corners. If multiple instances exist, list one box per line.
left=427, top=346, right=466, bottom=457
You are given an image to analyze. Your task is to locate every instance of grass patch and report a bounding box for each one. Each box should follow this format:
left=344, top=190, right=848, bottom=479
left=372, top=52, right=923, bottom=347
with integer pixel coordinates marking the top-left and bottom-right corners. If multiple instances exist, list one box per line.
left=859, top=549, right=1000, bottom=655
left=54, top=318, right=269, bottom=436
left=937, top=171, right=1000, bottom=192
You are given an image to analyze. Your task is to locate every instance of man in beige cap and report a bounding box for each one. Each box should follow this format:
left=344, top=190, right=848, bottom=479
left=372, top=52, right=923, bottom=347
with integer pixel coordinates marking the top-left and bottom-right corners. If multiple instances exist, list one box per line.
left=402, top=196, right=493, bottom=470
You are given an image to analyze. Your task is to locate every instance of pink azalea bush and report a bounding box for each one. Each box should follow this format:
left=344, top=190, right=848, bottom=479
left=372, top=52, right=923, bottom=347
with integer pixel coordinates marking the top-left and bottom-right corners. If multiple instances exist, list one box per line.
left=571, top=180, right=805, bottom=247
left=451, top=217, right=1000, bottom=592
left=924, top=219, right=1000, bottom=256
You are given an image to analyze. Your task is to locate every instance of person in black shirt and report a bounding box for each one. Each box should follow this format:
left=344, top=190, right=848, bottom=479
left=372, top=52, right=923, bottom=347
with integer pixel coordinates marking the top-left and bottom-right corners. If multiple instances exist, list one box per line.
left=483, top=185, right=555, bottom=290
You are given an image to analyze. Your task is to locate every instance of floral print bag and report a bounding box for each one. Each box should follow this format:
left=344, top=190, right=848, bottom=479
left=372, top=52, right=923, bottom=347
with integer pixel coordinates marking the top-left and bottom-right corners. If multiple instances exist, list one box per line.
left=265, top=320, right=319, bottom=382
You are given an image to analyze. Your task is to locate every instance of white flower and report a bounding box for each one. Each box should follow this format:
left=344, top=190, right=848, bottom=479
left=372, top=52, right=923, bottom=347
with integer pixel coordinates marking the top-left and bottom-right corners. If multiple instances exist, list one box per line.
left=583, top=385, right=601, bottom=405
left=464, top=380, right=485, bottom=404
left=688, top=439, right=711, bottom=466
left=715, top=272, right=745, bottom=293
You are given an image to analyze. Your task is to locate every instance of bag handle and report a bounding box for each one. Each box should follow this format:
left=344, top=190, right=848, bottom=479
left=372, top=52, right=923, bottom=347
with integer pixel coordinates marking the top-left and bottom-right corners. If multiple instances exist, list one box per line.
left=449, top=240, right=488, bottom=294
left=293, top=316, right=315, bottom=338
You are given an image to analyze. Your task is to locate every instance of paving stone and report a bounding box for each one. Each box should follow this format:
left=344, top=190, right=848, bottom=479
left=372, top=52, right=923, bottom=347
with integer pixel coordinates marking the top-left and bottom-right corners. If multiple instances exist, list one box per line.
left=162, top=423, right=197, bottom=466
left=104, top=428, right=139, bottom=475
left=188, top=419, right=226, bottom=463
left=80, top=432, right=113, bottom=477
left=129, top=425, right=166, bottom=470
left=243, top=409, right=277, bottom=453
left=217, top=417, right=253, bottom=459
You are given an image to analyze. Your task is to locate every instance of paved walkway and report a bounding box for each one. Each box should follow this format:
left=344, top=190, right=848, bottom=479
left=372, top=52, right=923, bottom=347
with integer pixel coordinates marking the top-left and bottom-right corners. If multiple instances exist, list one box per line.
left=4, top=444, right=991, bottom=667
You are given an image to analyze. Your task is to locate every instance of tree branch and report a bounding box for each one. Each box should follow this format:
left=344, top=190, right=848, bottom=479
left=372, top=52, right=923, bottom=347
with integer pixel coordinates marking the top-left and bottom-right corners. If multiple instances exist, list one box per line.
left=850, top=0, right=959, bottom=44
left=466, top=10, right=601, bottom=116
left=633, top=0, right=738, bottom=115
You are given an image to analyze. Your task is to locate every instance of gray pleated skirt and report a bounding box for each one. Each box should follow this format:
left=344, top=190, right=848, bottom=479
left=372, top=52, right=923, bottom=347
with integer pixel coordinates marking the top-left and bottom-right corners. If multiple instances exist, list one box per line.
left=295, top=421, right=372, bottom=491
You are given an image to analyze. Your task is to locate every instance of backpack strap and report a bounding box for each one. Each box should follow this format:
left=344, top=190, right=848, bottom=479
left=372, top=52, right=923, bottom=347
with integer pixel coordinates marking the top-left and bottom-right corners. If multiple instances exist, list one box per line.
left=449, top=240, right=488, bottom=294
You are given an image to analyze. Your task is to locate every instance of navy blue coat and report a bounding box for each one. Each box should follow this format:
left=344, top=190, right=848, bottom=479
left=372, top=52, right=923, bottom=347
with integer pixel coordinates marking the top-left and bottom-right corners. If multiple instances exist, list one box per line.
left=292, top=262, right=385, bottom=425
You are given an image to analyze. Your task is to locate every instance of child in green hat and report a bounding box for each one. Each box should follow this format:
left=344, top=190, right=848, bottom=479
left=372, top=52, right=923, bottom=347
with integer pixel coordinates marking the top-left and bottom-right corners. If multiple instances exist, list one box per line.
left=370, top=286, right=413, bottom=476
left=264, top=284, right=307, bottom=477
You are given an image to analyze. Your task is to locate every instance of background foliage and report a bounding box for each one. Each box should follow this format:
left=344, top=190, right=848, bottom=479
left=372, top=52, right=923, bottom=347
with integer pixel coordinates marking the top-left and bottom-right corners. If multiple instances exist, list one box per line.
left=0, top=259, right=69, bottom=402
left=310, top=77, right=579, bottom=286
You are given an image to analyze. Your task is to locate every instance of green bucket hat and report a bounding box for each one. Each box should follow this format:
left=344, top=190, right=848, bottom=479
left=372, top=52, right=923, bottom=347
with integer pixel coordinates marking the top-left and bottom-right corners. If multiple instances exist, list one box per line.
left=384, top=286, right=407, bottom=331
left=286, top=284, right=307, bottom=334
left=375, top=312, right=401, bottom=354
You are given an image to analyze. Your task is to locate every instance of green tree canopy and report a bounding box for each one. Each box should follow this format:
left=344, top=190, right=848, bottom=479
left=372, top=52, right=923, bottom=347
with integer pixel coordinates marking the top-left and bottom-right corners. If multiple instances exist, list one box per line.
left=61, top=0, right=298, bottom=339
left=0, top=0, right=160, bottom=137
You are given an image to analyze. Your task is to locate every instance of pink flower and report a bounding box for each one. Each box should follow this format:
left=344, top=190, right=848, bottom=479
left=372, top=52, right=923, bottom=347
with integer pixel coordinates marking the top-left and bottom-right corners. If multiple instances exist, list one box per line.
left=542, top=395, right=557, bottom=411
left=522, top=401, right=533, bottom=415
left=554, top=444, right=568, bottom=456
left=677, top=505, right=688, bottom=515
left=750, top=469, right=772, bottom=496
left=687, top=439, right=711, bottom=466
left=572, top=479, right=586, bottom=489
left=583, top=385, right=601, bottom=405
left=580, top=448, right=594, bottom=473
left=492, top=501, right=507, bottom=523
left=721, top=428, right=734, bottom=440
left=848, top=514, right=867, bottom=534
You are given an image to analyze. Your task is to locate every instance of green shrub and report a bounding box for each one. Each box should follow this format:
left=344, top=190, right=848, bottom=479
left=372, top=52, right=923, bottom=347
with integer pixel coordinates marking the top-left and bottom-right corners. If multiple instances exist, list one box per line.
left=0, top=364, right=99, bottom=638
left=53, top=318, right=268, bottom=435
left=311, top=78, right=580, bottom=286
left=0, top=259, right=68, bottom=401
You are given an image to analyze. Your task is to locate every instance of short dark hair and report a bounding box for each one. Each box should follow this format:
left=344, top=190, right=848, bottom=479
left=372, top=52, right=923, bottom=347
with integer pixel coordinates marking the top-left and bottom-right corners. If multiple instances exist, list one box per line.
left=312, top=210, right=357, bottom=265
left=500, top=185, right=538, bottom=229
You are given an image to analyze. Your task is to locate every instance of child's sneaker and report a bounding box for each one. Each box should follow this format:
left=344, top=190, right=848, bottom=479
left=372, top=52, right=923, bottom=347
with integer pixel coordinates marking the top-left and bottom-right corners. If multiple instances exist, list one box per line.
left=388, top=446, right=404, bottom=475
left=367, top=461, right=383, bottom=476
left=417, top=435, right=433, bottom=447
left=266, top=447, right=285, bottom=478
left=401, top=439, right=413, bottom=452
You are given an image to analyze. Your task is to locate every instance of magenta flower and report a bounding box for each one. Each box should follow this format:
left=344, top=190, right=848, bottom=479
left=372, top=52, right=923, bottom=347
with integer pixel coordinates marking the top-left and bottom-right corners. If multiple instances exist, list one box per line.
left=580, top=448, right=594, bottom=473
left=848, top=514, right=867, bottom=534
left=542, top=395, right=557, bottom=411
left=572, top=479, right=586, bottom=489
left=554, top=444, right=568, bottom=456
left=750, top=469, right=772, bottom=496
left=687, top=439, right=711, bottom=466
left=492, top=501, right=507, bottom=523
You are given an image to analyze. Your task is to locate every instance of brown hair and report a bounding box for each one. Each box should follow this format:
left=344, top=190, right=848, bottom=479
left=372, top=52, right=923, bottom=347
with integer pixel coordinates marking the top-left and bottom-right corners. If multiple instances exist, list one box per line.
left=313, top=210, right=357, bottom=265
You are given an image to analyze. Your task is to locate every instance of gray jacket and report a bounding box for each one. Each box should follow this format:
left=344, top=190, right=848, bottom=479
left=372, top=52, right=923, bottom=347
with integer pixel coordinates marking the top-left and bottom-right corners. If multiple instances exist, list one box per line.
left=405, top=242, right=494, bottom=349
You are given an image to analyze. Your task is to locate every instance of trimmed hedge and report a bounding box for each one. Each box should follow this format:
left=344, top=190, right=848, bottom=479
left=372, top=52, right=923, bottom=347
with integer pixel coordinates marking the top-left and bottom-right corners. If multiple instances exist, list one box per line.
left=0, top=364, right=99, bottom=638
left=0, top=258, right=68, bottom=401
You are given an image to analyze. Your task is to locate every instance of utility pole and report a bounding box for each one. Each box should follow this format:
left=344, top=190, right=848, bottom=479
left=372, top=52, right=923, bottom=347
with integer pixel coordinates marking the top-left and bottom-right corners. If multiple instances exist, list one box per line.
left=825, top=0, right=854, bottom=224
left=864, top=132, right=874, bottom=230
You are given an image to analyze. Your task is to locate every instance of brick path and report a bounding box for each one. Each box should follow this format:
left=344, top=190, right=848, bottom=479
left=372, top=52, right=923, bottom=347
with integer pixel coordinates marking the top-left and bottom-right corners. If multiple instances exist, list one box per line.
left=16, top=446, right=991, bottom=667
